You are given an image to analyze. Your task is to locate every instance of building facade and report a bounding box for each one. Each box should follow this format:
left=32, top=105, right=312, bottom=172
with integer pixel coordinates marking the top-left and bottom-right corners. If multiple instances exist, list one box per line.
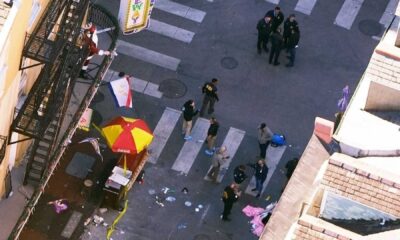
left=0, top=0, right=50, bottom=199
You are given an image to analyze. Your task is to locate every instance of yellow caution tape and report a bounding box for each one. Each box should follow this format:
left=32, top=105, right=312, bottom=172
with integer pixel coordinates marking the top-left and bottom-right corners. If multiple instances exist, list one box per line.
left=106, top=200, right=128, bottom=240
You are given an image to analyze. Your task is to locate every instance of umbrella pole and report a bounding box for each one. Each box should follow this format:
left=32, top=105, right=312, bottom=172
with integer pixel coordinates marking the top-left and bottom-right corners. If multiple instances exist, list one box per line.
left=123, top=154, right=127, bottom=176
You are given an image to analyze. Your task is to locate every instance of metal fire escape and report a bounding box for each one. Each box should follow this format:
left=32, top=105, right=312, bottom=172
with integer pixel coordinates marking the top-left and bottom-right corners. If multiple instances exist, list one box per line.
left=10, top=0, right=91, bottom=185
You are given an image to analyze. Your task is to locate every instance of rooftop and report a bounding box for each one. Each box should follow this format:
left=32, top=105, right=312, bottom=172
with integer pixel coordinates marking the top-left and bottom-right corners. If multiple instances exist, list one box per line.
left=261, top=6, right=400, bottom=240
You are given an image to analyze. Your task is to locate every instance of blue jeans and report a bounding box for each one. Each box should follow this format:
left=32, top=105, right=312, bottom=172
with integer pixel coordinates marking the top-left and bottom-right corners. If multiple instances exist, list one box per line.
left=255, top=178, right=264, bottom=194
left=288, top=47, right=296, bottom=65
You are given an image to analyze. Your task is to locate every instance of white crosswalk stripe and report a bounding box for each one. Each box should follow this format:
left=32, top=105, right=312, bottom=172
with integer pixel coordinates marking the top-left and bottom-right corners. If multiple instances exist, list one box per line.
left=380, top=0, right=399, bottom=27
left=245, top=145, right=287, bottom=196
left=147, top=19, right=195, bottom=43
left=171, top=118, right=210, bottom=174
left=295, top=0, right=318, bottom=15
left=265, top=0, right=280, bottom=4
left=117, top=40, right=181, bottom=71
left=155, top=0, right=206, bottom=23
left=148, top=108, right=182, bottom=164
left=204, top=127, right=245, bottom=183
left=334, top=0, right=365, bottom=30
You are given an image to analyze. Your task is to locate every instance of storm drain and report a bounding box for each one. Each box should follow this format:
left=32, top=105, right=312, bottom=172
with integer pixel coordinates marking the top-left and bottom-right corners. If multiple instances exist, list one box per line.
left=159, top=78, right=187, bottom=98
left=221, top=57, right=238, bottom=70
left=61, top=211, right=82, bottom=238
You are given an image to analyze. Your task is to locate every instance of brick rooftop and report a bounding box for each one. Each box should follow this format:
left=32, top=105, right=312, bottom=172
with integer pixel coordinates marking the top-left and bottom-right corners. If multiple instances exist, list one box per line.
left=321, top=159, right=400, bottom=218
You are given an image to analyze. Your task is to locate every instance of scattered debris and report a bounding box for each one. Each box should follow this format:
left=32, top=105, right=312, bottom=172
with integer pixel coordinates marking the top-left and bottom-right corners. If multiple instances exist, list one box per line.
left=99, top=208, right=108, bottom=214
left=161, top=187, right=175, bottom=194
left=265, top=196, right=271, bottom=201
left=47, top=199, right=68, bottom=214
left=184, top=201, right=192, bottom=207
left=103, top=222, right=109, bottom=227
left=195, top=208, right=200, bottom=212
left=93, top=215, right=104, bottom=225
left=148, top=189, right=156, bottom=195
left=197, top=140, right=204, bottom=143
left=88, top=232, right=91, bottom=235
left=155, top=196, right=165, bottom=207
left=84, top=218, right=92, bottom=226
left=165, top=196, right=176, bottom=202
left=177, top=223, right=187, bottom=230
left=198, top=204, right=203, bottom=209
left=120, top=230, right=125, bottom=234
left=181, top=187, right=189, bottom=194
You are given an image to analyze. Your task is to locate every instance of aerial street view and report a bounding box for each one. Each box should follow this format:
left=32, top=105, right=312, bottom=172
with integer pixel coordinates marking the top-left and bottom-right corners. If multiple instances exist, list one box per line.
left=0, top=0, right=400, bottom=239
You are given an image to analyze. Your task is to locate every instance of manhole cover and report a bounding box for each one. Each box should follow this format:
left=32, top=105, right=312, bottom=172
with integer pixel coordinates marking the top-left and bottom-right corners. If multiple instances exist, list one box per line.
left=221, top=57, right=238, bottom=70
left=358, top=19, right=382, bottom=36
left=92, top=91, right=105, bottom=103
left=91, top=110, right=103, bottom=125
left=193, top=234, right=211, bottom=240
left=159, top=78, right=187, bottom=98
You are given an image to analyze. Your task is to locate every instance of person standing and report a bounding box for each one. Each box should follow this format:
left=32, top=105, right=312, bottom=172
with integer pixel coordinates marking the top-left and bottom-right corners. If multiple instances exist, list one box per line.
left=265, top=6, right=284, bottom=32
left=250, top=160, right=269, bottom=198
left=256, top=16, right=273, bottom=55
left=269, top=29, right=283, bottom=66
left=221, top=183, right=241, bottom=221
left=285, top=26, right=300, bottom=67
left=200, top=78, right=219, bottom=117
left=258, top=123, right=273, bottom=159
left=181, top=100, right=199, bottom=140
left=283, top=14, right=298, bottom=48
left=80, top=23, right=111, bottom=78
left=233, top=165, right=247, bottom=185
left=207, top=146, right=230, bottom=182
left=205, top=117, right=219, bottom=155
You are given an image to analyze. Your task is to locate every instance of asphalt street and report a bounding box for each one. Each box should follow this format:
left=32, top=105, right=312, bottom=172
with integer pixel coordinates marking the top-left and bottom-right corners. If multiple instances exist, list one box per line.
left=85, top=0, right=387, bottom=239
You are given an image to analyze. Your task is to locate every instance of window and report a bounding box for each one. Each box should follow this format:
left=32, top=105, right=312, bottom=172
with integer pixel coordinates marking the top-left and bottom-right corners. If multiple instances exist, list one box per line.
left=0, top=64, right=7, bottom=99
left=320, top=191, right=400, bottom=235
left=27, top=0, right=41, bottom=30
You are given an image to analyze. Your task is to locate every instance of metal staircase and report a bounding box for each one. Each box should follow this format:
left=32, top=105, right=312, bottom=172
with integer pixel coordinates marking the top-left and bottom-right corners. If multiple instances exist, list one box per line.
left=10, top=0, right=92, bottom=184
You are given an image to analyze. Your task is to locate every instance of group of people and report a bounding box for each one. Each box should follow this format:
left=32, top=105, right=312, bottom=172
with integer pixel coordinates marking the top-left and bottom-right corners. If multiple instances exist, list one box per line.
left=257, top=6, right=300, bottom=67
left=180, top=78, right=277, bottom=221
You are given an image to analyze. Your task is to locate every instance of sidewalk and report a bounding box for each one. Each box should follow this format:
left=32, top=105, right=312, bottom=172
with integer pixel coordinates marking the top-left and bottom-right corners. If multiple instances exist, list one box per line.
left=0, top=160, right=33, bottom=240
left=15, top=129, right=118, bottom=240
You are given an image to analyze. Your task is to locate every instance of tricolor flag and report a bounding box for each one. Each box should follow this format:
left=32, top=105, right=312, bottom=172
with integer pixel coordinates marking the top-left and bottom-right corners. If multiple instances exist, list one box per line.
left=109, top=77, right=133, bottom=108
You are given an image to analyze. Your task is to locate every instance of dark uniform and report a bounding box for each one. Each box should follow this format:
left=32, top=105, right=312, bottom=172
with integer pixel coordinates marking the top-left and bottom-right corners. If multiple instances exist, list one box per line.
left=256, top=17, right=273, bottom=54
left=285, top=27, right=300, bottom=67
left=265, top=9, right=284, bottom=32
left=283, top=17, right=299, bottom=47
left=233, top=166, right=247, bottom=184
left=200, top=81, right=219, bottom=116
left=222, top=185, right=240, bottom=221
left=269, top=31, right=283, bottom=65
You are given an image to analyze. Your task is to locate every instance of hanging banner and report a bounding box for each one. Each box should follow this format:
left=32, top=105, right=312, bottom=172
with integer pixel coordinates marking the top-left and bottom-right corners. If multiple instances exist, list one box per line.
left=78, top=108, right=93, bottom=131
left=118, top=0, right=156, bottom=35
left=109, top=77, right=133, bottom=108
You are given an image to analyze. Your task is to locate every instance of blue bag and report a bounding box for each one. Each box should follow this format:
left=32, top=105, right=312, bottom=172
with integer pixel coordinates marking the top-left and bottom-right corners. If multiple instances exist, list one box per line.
left=271, top=134, right=286, bottom=147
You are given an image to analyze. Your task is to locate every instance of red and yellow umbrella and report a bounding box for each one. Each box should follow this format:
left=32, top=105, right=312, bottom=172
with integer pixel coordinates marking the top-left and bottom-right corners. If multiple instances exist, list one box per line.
left=101, top=117, right=153, bottom=155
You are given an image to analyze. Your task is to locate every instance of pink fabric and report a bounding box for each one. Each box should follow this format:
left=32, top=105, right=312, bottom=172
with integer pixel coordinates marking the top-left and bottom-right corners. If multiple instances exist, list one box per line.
left=242, top=205, right=266, bottom=237
left=242, top=205, right=264, bottom=217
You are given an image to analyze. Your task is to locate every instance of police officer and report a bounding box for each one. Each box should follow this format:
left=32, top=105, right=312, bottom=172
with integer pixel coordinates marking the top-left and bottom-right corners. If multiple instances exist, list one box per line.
left=286, top=26, right=300, bottom=67
left=256, top=15, right=273, bottom=55
left=221, top=183, right=241, bottom=221
left=269, top=29, right=283, bottom=66
left=265, top=6, right=284, bottom=32
left=283, top=14, right=299, bottom=48
left=233, top=165, right=247, bottom=185
left=200, top=78, right=219, bottom=117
